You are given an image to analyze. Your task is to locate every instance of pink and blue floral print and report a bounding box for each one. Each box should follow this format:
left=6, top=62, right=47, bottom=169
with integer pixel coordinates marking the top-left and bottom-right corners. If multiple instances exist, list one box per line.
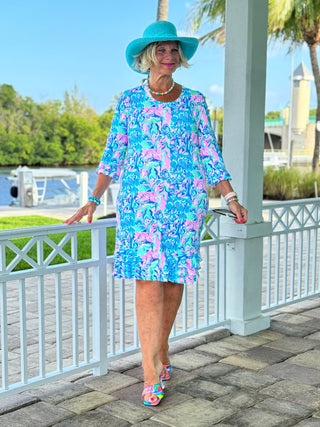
left=97, top=82, right=231, bottom=284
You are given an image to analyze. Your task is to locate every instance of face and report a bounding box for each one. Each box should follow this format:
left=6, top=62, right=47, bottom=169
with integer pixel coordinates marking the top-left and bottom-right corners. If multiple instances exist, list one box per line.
left=150, top=41, right=180, bottom=75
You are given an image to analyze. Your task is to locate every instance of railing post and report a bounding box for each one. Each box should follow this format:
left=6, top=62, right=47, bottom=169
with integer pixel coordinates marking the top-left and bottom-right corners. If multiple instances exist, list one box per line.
left=79, top=172, right=88, bottom=207
left=221, top=0, right=271, bottom=335
left=91, top=225, right=108, bottom=375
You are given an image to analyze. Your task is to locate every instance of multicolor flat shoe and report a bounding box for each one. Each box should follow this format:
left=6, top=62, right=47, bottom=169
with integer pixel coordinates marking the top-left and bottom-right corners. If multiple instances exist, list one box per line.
left=160, top=364, right=172, bottom=381
left=141, top=382, right=164, bottom=406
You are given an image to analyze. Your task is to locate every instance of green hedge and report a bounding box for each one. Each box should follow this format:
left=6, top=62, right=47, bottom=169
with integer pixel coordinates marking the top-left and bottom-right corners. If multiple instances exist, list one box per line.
left=263, top=167, right=320, bottom=200
left=207, top=167, right=320, bottom=201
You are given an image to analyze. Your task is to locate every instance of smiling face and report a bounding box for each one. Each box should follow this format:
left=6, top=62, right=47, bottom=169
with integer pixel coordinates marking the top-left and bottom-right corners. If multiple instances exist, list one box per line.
left=150, top=41, right=181, bottom=76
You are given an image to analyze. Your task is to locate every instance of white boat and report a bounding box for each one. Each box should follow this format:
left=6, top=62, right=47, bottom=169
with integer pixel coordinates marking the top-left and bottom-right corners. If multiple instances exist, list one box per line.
left=263, top=151, right=288, bottom=169
left=7, top=166, right=79, bottom=207
left=7, top=166, right=120, bottom=212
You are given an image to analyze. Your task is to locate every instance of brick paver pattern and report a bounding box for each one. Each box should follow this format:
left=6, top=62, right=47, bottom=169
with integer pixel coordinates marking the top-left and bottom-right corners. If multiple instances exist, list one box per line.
left=1, top=297, right=320, bottom=426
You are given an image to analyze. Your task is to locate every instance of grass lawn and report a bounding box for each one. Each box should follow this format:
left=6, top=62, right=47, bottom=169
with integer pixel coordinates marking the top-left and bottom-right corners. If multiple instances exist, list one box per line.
left=0, top=216, right=63, bottom=229
left=0, top=216, right=116, bottom=271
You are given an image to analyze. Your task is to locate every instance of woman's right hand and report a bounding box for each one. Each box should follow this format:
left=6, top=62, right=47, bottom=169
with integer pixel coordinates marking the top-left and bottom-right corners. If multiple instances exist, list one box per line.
left=63, top=201, right=97, bottom=225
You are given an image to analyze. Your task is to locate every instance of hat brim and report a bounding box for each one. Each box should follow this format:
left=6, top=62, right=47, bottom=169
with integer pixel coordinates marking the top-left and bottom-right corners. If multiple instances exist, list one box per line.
left=126, top=36, right=199, bottom=74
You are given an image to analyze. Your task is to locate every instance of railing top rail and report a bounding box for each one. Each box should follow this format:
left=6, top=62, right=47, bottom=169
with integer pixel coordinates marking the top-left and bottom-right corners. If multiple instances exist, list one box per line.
left=0, top=207, right=242, bottom=242
left=262, top=197, right=320, bottom=210
left=0, top=218, right=117, bottom=240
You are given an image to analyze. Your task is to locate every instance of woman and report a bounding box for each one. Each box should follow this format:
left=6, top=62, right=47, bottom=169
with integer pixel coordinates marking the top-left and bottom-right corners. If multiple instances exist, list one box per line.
left=65, top=20, right=247, bottom=406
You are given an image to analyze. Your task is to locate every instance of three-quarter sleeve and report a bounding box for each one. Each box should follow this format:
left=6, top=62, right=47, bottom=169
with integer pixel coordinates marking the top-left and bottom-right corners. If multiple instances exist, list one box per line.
left=97, top=93, right=128, bottom=180
left=194, top=94, right=231, bottom=186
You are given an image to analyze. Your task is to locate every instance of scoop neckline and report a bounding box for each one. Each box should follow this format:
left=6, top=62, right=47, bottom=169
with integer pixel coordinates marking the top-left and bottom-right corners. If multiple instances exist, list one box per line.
left=143, top=81, right=184, bottom=105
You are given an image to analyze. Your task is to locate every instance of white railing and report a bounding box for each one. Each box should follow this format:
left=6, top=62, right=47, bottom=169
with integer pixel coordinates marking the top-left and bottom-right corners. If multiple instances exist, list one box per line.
left=0, top=210, right=230, bottom=397
left=3, top=199, right=320, bottom=397
left=262, top=198, right=320, bottom=312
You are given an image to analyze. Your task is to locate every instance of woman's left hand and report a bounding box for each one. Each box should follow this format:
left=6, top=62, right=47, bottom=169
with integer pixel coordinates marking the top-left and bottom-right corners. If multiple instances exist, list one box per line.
left=228, top=200, right=248, bottom=224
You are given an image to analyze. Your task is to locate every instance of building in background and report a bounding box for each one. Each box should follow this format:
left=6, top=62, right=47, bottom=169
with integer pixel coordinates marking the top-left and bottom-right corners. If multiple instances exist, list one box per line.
left=264, top=62, right=315, bottom=166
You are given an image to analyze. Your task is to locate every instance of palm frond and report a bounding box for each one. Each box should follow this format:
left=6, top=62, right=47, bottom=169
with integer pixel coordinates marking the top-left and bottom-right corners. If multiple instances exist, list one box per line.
left=268, top=0, right=294, bottom=30
left=188, top=0, right=226, bottom=33
left=294, top=0, right=320, bottom=23
left=199, top=26, right=225, bottom=45
left=188, top=0, right=320, bottom=47
left=268, top=0, right=320, bottom=44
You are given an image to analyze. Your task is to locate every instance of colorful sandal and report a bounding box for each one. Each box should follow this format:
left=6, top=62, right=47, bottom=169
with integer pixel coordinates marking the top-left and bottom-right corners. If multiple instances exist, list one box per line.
left=160, top=364, right=172, bottom=381
left=142, top=382, right=164, bottom=406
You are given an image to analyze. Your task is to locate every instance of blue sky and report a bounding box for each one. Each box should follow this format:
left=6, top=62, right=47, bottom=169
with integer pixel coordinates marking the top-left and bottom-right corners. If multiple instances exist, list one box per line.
left=1, top=0, right=318, bottom=114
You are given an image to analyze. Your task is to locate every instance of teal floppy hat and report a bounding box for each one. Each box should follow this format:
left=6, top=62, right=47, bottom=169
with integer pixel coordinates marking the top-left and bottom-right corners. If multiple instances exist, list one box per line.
left=126, top=21, right=199, bottom=74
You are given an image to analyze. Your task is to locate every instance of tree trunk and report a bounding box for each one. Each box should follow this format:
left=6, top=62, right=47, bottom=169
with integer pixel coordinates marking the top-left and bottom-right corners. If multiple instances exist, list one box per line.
left=157, top=0, right=168, bottom=21
left=309, top=43, right=320, bottom=173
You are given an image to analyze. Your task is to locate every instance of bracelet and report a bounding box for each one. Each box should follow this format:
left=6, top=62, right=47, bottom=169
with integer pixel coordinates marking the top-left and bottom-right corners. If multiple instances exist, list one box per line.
left=224, top=191, right=237, bottom=202
left=88, top=196, right=101, bottom=206
left=226, top=197, right=239, bottom=205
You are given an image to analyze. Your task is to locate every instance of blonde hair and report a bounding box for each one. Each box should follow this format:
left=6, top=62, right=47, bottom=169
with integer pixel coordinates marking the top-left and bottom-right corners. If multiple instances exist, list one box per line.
left=134, top=42, right=190, bottom=73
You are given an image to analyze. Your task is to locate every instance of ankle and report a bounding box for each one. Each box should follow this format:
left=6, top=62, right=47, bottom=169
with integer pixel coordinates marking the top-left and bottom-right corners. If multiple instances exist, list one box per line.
left=142, top=359, right=162, bottom=385
left=159, top=347, right=170, bottom=366
left=160, top=357, right=170, bottom=366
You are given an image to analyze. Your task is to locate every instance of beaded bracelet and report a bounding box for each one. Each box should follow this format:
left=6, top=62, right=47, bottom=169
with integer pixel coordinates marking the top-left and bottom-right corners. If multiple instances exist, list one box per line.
left=224, top=191, right=237, bottom=202
left=226, top=197, right=239, bottom=205
left=88, top=196, right=101, bottom=206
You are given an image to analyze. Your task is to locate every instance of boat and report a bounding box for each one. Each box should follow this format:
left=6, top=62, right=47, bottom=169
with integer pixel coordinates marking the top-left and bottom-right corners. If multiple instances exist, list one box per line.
left=263, top=151, right=288, bottom=169
left=7, top=166, right=120, bottom=211
left=7, top=166, right=79, bottom=207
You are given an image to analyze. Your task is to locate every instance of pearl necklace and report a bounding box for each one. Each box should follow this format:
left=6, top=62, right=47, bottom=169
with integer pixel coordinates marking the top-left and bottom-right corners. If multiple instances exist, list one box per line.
left=147, top=79, right=175, bottom=96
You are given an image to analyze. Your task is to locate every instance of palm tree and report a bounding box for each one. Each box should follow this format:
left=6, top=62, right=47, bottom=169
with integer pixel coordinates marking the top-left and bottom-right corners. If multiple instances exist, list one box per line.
left=190, top=0, right=320, bottom=172
left=157, top=0, right=169, bottom=21
left=190, top=0, right=226, bottom=44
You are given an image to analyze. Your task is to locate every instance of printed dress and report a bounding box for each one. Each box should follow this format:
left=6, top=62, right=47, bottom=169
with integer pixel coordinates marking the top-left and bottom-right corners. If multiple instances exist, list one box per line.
left=97, top=81, right=231, bottom=284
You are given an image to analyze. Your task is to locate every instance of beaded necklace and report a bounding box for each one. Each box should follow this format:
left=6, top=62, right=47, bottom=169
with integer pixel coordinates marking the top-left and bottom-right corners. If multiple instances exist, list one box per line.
left=147, top=79, right=175, bottom=96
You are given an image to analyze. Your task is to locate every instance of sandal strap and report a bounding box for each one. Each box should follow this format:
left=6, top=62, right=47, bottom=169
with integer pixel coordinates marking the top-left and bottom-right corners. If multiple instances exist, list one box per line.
left=141, top=382, right=164, bottom=399
left=160, top=364, right=172, bottom=380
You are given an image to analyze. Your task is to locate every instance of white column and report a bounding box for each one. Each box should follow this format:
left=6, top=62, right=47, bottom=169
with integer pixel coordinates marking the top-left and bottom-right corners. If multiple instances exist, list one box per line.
left=221, top=0, right=271, bottom=335
left=79, top=171, right=88, bottom=207
left=92, top=226, right=108, bottom=375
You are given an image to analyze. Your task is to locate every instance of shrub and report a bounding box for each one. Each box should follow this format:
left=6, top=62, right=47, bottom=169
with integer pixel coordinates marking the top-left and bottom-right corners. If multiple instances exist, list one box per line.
left=263, top=167, right=320, bottom=200
left=207, top=185, right=220, bottom=198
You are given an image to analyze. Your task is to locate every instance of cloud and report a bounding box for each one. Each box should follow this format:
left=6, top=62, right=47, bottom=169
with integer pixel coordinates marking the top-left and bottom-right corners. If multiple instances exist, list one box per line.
left=209, top=84, right=224, bottom=96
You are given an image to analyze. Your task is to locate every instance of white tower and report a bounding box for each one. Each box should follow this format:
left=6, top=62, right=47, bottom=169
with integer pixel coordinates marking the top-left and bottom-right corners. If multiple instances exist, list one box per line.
left=291, top=61, right=314, bottom=134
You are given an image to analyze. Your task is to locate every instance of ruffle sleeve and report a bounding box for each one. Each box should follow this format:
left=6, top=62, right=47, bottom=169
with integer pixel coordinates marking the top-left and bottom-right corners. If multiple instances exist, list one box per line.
left=194, top=94, right=231, bottom=186
left=96, top=93, right=128, bottom=180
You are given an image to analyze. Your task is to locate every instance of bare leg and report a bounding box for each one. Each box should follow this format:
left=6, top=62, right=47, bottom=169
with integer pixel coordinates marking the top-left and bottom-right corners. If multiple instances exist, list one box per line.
left=159, top=281, right=184, bottom=366
left=135, top=280, right=164, bottom=392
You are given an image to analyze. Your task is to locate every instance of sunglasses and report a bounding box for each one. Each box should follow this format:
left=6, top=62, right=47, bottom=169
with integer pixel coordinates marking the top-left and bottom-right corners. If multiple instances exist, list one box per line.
left=212, top=208, right=237, bottom=218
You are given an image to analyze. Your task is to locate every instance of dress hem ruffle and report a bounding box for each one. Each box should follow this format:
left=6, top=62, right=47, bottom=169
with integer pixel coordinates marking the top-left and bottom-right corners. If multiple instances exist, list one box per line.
left=112, top=270, right=200, bottom=285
